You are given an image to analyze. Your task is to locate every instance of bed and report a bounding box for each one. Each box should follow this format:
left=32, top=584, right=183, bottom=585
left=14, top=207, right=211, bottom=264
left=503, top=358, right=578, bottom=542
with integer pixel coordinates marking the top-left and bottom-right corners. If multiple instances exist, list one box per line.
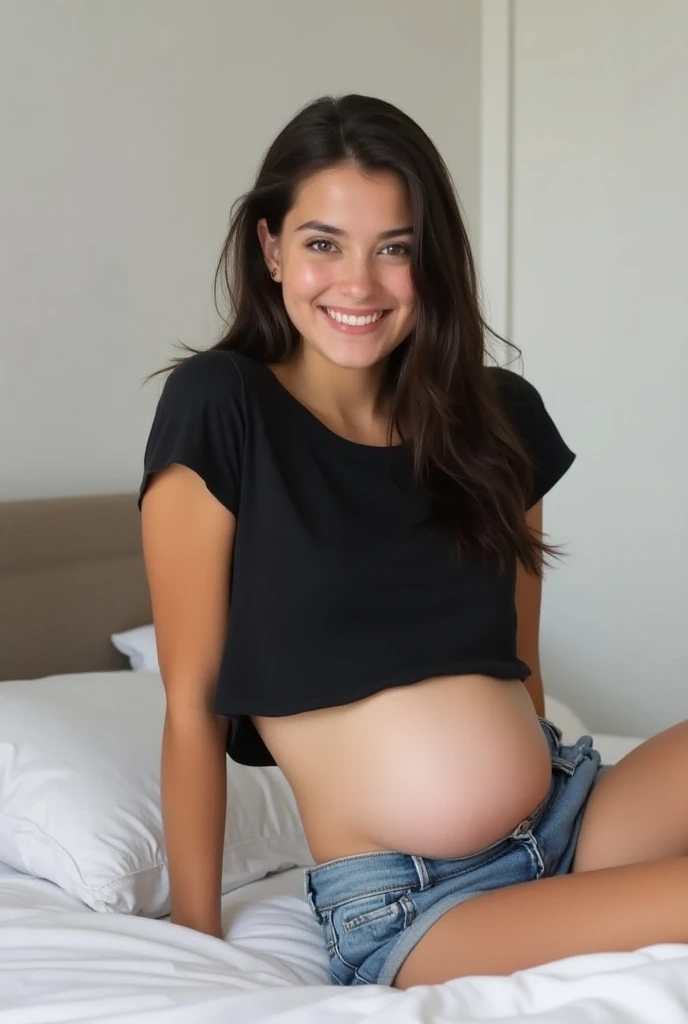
left=1, top=492, right=687, bottom=1023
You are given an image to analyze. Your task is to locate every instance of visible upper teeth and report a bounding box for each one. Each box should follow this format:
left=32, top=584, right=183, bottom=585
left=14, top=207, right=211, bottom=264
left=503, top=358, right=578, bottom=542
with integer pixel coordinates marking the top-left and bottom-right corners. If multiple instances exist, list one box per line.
left=325, top=308, right=386, bottom=326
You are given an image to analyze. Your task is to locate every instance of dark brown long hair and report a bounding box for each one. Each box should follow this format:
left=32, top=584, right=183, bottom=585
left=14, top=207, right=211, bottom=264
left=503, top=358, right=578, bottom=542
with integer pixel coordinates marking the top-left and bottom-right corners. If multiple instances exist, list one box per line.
left=145, top=93, right=564, bottom=578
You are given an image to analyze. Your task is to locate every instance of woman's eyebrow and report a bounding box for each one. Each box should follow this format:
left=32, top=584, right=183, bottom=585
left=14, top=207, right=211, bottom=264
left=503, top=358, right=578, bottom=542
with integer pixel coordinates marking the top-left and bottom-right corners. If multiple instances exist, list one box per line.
left=295, top=220, right=413, bottom=240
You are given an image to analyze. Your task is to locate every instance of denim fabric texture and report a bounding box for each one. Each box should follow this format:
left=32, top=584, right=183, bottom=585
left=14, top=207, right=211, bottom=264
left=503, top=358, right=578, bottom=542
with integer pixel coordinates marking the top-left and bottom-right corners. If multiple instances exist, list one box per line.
left=304, top=716, right=607, bottom=986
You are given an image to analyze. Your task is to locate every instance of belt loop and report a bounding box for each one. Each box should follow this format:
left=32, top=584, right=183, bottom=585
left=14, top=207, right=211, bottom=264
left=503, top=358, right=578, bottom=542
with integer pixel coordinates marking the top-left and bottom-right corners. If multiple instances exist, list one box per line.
left=411, top=854, right=429, bottom=890
left=303, top=869, right=321, bottom=920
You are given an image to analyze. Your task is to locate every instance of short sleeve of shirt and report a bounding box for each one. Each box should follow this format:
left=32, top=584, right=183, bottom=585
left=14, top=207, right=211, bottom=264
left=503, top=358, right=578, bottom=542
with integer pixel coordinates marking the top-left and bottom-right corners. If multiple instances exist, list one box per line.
left=492, top=367, right=576, bottom=510
left=138, top=350, right=245, bottom=514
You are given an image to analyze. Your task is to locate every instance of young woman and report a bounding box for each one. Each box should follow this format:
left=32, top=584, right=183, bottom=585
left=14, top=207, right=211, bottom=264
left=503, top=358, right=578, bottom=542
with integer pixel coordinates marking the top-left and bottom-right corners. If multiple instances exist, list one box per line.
left=139, top=94, right=688, bottom=989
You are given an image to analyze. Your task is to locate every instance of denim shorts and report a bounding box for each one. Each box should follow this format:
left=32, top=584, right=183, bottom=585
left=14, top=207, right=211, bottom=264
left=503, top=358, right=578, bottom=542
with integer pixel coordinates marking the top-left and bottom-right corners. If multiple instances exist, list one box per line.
left=303, top=716, right=608, bottom=987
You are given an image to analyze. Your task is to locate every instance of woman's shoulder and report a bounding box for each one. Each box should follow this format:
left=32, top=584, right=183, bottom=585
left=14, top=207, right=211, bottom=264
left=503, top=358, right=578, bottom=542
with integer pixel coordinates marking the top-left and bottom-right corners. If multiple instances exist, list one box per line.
left=487, top=364, right=545, bottom=411
left=157, top=348, right=252, bottom=410
left=165, top=347, right=244, bottom=384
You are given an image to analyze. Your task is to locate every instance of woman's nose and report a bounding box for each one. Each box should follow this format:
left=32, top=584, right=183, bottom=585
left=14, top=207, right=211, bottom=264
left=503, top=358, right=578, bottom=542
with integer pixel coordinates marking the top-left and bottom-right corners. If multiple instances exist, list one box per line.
left=339, top=257, right=377, bottom=299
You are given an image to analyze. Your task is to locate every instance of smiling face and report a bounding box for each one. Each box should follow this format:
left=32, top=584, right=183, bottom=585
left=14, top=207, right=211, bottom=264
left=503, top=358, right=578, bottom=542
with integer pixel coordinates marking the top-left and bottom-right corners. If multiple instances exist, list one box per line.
left=258, top=163, right=416, bottom=373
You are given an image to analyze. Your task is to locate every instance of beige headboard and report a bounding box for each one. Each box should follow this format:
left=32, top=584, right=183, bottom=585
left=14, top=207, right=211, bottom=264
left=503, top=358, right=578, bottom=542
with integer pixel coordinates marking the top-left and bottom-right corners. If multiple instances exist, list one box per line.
left=0, top=493, right=151, bottom=682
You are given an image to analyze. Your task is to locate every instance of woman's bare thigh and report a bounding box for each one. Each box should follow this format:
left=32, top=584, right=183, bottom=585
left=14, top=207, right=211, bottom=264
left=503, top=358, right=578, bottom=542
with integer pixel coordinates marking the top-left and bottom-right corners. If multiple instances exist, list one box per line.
left=573, top=719, right=688, bottom=873
left=393, top=855, right=688, bottom=989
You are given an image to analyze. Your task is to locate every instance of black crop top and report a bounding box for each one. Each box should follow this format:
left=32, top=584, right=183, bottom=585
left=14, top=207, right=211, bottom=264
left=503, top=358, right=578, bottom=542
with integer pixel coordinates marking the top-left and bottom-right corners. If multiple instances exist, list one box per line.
left=138, top=349, right=576, bottom=766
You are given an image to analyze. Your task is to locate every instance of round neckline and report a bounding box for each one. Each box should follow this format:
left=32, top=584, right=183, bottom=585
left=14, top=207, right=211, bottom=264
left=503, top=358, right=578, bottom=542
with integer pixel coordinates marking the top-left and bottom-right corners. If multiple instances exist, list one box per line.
left=256, top=360, right=407, bottom=456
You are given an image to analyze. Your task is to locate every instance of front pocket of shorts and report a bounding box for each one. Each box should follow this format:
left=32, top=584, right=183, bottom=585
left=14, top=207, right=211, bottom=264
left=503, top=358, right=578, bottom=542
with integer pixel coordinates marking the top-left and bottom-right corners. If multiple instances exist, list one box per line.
left=343, top=895, right=405, bottom=931
left=332, top=890, right=415, bottom=973
left=338, top=890, right=412, bottom=932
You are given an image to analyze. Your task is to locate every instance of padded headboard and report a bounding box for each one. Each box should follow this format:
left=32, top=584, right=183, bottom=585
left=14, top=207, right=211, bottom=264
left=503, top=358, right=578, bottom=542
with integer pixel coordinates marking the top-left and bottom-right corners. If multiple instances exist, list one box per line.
left=0, top=493, right=151, bottom=682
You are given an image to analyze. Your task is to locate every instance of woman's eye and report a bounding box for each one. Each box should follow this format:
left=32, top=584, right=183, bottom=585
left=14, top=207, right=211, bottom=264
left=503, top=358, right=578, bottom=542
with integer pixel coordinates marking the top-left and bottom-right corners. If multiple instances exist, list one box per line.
left=381, top=243, right=411, bottom=257
left=307, top=239, right=336, bottom=253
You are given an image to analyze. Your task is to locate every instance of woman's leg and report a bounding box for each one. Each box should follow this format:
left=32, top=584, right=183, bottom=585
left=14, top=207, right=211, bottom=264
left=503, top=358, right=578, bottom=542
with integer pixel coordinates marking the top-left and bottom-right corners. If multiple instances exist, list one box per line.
left=393, top=855, right=688, bottom=988
left=573, top=719, right=688, bottom=872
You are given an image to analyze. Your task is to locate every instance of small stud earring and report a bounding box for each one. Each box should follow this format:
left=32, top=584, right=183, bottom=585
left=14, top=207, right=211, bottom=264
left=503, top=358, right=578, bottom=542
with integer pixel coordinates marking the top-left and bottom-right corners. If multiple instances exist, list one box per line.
left=271, top=267, right=278, bottom=279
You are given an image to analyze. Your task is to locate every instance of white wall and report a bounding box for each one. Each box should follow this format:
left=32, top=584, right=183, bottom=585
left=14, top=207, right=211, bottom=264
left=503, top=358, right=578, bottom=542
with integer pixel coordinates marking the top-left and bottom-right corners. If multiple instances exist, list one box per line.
left=505, top=0, right=688, bottom=737
left=0, top=0, right=482, bottom=501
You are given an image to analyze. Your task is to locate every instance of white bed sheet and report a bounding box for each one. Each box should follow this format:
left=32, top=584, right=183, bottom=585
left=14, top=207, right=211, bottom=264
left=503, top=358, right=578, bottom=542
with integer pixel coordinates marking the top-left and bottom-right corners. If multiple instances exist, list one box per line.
left=3, top=865, right=688, bottom=1023
left=3, top=733, right=688, bottom=1023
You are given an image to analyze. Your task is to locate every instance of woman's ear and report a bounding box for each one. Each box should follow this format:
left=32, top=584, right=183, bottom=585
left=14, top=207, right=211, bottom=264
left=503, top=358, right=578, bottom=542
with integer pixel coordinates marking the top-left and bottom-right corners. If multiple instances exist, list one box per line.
left=257, top=218, right=281, bottom=279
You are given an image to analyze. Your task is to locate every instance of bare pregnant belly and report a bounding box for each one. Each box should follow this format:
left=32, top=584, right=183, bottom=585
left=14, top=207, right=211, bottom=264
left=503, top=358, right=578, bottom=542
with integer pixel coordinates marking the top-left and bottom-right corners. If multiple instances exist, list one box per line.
left=253, top=675, right=552, bottom=864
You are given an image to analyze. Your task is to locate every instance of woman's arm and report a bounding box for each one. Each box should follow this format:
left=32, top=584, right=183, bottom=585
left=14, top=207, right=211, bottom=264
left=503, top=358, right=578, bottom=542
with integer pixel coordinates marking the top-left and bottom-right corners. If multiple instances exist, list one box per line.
left=515, top=500, right=546, bottom=718
left=161, top=708, right=229, bottom=936
left=141, top=463, right=237, bottom=937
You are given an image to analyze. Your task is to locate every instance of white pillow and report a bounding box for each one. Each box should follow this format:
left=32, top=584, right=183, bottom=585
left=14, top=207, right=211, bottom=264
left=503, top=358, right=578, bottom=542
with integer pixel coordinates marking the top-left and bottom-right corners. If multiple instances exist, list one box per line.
left=0, top=672, right=313, bottom=917
left=111, top=625, right=158, bottom=672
